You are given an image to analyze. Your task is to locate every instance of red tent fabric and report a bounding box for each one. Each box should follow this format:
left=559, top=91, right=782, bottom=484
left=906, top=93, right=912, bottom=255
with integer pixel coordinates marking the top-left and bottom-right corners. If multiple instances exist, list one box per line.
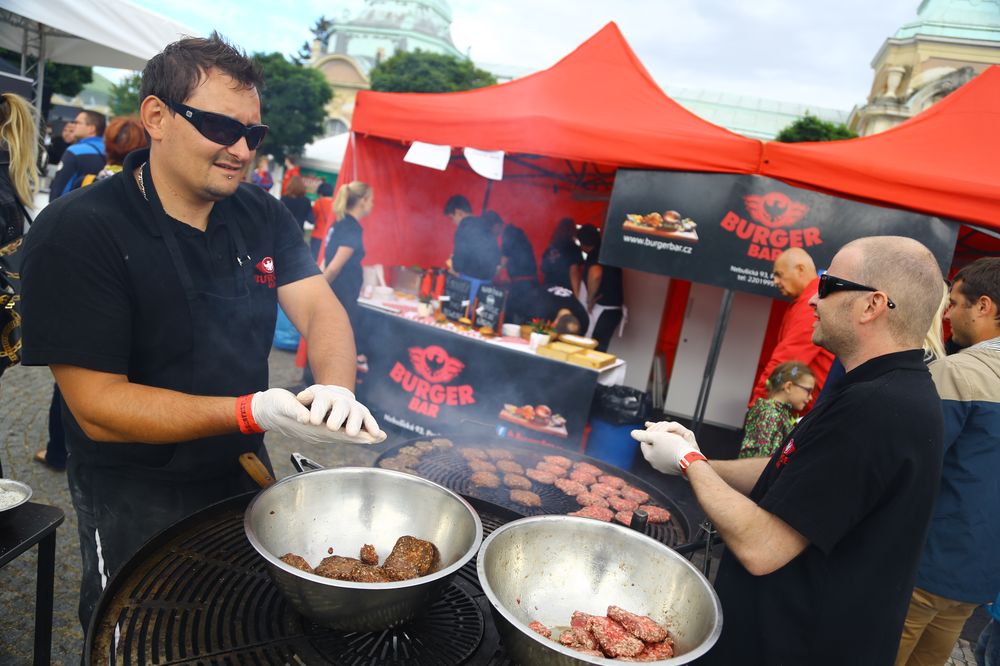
left=761, top=66, right=1000, bottom=234
left=343, top=22, right=763, bottom=268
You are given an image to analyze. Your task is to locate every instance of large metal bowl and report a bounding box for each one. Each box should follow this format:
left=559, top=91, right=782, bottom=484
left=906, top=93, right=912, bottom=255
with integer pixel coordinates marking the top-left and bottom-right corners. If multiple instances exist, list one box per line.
left=245, top=467, right=482, bottom=631
left=478, top=516, right=722, bottom=665
left=0, top=478, right=32, bottom=526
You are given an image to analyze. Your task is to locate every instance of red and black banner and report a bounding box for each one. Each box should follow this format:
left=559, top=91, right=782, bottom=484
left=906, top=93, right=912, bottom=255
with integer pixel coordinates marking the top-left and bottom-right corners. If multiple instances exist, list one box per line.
left=600, top=170, right=959, bottom=297
left=357, top=307, right=598, bottom=449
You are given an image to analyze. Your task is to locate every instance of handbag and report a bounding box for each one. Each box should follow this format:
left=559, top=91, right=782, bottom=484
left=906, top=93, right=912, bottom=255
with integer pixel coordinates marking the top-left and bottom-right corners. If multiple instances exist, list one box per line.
left=0, top=200, right=29, bottom=377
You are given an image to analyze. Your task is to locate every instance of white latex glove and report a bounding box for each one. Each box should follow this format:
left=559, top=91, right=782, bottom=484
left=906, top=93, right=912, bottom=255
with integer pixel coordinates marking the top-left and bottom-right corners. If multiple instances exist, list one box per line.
left=643, top=421, right=700, bottom=449
left=296, top=384, right=386, bottom=443
left=631, top=425, right=702, bottom=476
left=250, top=388, right=383, bottom=445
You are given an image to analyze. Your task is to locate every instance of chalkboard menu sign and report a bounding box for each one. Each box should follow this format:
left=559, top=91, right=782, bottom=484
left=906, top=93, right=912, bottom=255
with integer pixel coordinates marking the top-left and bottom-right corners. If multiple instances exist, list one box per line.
left=473, top=284, right=506, bottom=331
left=441, top=275, right=472, bottom=321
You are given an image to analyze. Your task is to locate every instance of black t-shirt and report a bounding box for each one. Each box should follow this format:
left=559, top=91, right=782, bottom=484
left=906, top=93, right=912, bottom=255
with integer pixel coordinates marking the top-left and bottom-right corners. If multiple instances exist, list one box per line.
left=702, top=350, right=943, bottom=666
left=501, top=224, right=537, bottom=279
left=525, top=285, right=589, bottom=334
left=324, top=214, right=365, bottom=305
left=453, top=216, right=500, bottom=280
left=280, top=195, right=315, bottom=230
left=584, top=249, right=623, bottom=307
left=540, top=241, right=583, bottom=289
left=21, top=149, right=318, bottom=462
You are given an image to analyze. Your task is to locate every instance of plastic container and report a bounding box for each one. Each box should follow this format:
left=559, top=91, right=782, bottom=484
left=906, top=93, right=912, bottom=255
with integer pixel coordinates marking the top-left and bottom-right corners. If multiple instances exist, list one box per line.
left=586, top=418, right=639, bottom=470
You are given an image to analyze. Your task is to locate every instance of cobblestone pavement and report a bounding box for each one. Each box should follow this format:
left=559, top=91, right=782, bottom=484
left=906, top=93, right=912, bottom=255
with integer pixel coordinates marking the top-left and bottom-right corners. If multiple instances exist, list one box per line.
left=0, top=348, right=986, bottom=665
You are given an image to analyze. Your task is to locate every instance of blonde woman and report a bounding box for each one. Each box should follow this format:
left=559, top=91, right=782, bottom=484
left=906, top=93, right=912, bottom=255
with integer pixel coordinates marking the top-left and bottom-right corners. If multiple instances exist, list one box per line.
left=0, top=92, right=39, bottom=245
left=923, top=281, right=949, bottom=362
left=322, top=181, right=373, bottom=348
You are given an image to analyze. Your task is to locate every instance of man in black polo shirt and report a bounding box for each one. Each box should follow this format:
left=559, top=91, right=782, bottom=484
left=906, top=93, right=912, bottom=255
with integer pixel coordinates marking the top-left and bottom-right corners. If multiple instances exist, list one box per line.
left=21, top=33, right=384, bottom=634
left=633, top=236, right=945, bottom=665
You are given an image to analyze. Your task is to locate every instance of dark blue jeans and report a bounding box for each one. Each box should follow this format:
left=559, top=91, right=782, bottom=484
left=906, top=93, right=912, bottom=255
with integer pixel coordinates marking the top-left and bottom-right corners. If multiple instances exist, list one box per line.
left=978, top=618, right=1000, bottom=666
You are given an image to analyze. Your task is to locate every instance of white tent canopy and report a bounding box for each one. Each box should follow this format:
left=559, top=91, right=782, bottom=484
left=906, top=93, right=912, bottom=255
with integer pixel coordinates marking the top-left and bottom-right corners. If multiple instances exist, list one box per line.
left=1, top=0, right=196, bottom=69
left=301, top=132, right=350, bottom=172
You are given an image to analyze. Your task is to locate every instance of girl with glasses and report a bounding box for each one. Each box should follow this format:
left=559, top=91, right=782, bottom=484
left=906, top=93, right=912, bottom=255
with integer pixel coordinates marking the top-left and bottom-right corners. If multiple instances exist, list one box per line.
left=738, top=361, right=815, bottom=459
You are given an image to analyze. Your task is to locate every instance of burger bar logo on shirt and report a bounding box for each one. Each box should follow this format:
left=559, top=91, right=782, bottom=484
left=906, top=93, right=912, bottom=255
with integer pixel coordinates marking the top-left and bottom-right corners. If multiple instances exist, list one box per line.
left=719, top=192, right=823, bottom=260
left=389, top=345, right=476, bottom=418
left=255, top=256, right=276, bottom=288
left=776, top=438, right=797, bottom=470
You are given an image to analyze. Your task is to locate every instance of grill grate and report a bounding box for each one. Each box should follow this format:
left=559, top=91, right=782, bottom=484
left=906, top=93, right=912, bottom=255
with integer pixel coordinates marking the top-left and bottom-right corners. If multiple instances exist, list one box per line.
left=376, top=436, right=688, bottom=546
left=88, top=494, right=520, bottom=666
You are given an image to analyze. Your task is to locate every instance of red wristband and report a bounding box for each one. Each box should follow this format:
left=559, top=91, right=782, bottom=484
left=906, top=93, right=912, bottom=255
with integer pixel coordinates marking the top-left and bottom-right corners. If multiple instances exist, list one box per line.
left=236, top=393, right=263, bottom=434
left=679, top=450, right=707, bottom=474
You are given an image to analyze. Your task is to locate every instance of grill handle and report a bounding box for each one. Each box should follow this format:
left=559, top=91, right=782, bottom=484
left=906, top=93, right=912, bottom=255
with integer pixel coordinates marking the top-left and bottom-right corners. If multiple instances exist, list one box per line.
left=291, top=452, right=324, bottom=473
left=629, top=508, right=649, bottom=533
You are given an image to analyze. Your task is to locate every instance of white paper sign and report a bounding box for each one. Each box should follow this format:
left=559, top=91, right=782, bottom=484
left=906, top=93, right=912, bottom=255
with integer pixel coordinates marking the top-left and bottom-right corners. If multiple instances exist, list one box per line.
left=463, top=147, right=505, bottom=181
left=403, top=141, right=451, bottom=171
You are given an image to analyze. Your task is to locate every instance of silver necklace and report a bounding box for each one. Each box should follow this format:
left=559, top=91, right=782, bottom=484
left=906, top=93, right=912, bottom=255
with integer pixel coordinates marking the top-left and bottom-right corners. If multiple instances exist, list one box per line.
left=137, top=162, right=148, bottom=201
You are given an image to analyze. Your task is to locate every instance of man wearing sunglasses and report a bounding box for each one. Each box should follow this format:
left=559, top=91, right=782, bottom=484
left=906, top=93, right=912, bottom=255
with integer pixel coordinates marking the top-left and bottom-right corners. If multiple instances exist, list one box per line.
left=896, top=257, right=1000, bottom=666
left=749, top=246, right=834, bottom=414
left=634, top=236, right=946, bottom=665
left=21, top=33, right=383, bottom=635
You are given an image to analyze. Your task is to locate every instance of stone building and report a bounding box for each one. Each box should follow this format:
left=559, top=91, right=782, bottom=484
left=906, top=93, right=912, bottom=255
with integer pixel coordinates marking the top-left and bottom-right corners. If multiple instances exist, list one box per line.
left=850, top=0, right=1000, bottom=136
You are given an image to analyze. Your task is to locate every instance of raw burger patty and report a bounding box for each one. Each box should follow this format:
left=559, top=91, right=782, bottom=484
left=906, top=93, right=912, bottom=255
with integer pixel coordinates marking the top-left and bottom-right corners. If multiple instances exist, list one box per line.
left=554, top=478, right=587, bottom=496
left=597, top=474, right=626, bottom=489
left=459, top=447, right=488, bottom=461
left=503, top=473, right=532, bottom=490
left=471, top=471, right=501, bottom=488
left=536, top=462, right=568, bottom=477
left=496, top=460, right=524, bottom=474
left=510, top=489, right=542, bottom=507
left=621, top=486, right=650, bottom=504
left=608, top=605, right=669, bottom=643
left=542, top=454, right=572, bottom=468
left=608, top=496, right=639, bottom=512
left=639, top=505, right=671, bottom=523
left=359, top=544, right=378, bottom=566
left=528, top=620, right=551, bottom=638
left=569, top=470, right=598, bottom=485
left=573, top=462, right=603, bottom=477
left=468, top=460, right=497, bottom=473
left=569, top=506, right=614, bottom=522
left=587, top=616, right=644, bottom=658
left=525, top=468, right=556, bottom=484
left=589, top=482, right=619, bottom=498
left=576, top=492, right=610, bottom=508
left=614, top=511, right=634, bottom=526
left=486, top=448, right=514, bottom=461
left=279, top=553, right=313, bottom=574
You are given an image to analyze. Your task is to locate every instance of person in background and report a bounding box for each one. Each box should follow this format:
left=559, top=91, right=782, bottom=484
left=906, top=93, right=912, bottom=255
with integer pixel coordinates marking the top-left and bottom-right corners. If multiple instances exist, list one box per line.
left=49, top=109, right=106, bottom=201
left=452, top=211, right=500, bottom=305
left=281, top=175, right=314, bottom=231
left=0, top=93, right=38, bottom=246
left=978, top=593, right=1000, bottom=666
left=485, top=210, right=538, bottom=324
left=896, top=257, right=1000, bottom=666
left=36, top=116, right=148, bottom=471
left=541, top=217, right=584, bottom=295
left=749, top=247, right=834, bottom=413
left=46, top=120, right=75, bottom=168
left=323, top=181, right=373, bottom=349
left=250, top=154, right=272, bottom=191
left=310, top=181, right=335, bottom=259
left=281, top=154, right=300, bottom=196
left=738, top=361, right=814, bottom=459
left=20, top=33, right=382, bottom=634
left=577, top=224, right=623, bottom=352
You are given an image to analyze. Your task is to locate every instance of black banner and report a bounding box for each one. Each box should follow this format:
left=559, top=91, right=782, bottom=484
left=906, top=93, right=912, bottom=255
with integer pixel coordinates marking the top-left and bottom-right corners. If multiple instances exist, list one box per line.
left=357, top=306, right=598, bottom=449
left=600, top=170, right=960, bottom=297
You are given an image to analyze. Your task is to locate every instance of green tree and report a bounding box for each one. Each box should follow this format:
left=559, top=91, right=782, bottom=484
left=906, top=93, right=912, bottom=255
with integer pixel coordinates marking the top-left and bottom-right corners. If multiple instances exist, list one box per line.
left=294, top=15, right=337, bottom=64
left=0, top=49, right=92, bottom=119
left=253, top=52, right=333, bottom=161
left=109, top=72, right=143, bottom=116
left=369, top=50, right=497, bottom=93
left=775, top=113, right=857, bottom=142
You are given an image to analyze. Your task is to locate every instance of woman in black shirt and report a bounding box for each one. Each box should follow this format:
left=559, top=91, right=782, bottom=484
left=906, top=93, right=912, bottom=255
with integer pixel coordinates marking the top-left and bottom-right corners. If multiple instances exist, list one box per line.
left=323, top=181, right=372, bottom=347
left=540, top=217, right=584, bottom=295
left=578, top=224, right=624, bottom=352
left=280, top=175, right=315, bottom=231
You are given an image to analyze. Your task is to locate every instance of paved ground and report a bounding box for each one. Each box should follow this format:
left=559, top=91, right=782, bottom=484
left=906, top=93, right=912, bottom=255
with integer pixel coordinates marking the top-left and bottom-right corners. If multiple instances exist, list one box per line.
left=0, top=348, right=986, bottom=665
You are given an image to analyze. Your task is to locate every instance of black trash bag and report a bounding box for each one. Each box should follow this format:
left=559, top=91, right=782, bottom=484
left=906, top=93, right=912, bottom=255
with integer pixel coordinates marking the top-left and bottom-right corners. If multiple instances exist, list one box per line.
left=590, top=385, right=652, bottom=425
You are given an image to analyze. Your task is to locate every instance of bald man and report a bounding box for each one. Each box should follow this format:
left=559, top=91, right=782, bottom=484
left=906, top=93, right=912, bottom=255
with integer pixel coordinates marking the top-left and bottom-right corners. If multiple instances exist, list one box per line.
left=635, top=236, right=946, bottom=665
left=749, top=247, right=835, bottom=410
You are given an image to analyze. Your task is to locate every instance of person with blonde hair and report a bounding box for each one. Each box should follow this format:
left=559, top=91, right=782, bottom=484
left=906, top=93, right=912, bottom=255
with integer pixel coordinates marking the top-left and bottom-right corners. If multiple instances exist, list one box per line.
left=323, top=181, right=372, bottom=343
left=0, top=92, right=39, bottom=245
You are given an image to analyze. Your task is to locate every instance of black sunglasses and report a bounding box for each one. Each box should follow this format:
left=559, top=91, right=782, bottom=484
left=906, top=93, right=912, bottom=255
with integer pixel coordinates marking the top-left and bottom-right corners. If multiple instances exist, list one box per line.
left=818, top=273, right=896, bottom=309
left=165, top=99, right=268, bottom=150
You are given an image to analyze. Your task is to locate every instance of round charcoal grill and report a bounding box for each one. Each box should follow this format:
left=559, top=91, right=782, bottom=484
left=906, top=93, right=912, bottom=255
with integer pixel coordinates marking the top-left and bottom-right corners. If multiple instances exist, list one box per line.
left=376, top=436, right=689, bottom=546
left=86, top=492, right=524, bottom=666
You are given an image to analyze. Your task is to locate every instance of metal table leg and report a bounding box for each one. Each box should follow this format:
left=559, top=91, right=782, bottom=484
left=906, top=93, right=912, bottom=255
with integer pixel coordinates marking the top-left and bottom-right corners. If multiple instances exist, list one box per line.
left=33, top=530, right=57, bottom=666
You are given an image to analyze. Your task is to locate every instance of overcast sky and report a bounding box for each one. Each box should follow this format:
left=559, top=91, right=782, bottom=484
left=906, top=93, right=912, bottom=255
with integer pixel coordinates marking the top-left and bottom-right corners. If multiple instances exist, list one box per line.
left=120, top=0, right=925, bottom=111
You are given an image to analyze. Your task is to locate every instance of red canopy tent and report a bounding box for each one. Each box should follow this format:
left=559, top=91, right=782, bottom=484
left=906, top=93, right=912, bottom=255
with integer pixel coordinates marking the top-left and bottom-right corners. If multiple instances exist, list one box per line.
left=342, top=22, right=763, bottom=268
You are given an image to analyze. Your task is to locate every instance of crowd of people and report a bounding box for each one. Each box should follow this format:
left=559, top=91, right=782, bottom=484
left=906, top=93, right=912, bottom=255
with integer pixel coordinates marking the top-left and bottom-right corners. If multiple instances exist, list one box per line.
left=1, top=27, right=997, bottom=666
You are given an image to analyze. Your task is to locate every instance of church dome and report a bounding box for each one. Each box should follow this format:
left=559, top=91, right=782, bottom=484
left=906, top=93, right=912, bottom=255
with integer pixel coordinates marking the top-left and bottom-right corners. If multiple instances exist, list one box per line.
left=895, top=0, right=1000, bottom=41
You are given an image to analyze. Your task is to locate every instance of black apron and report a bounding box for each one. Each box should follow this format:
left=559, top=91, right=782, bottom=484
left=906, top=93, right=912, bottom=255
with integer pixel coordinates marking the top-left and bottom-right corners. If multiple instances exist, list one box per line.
left=70, top=162, right=274, bottom=628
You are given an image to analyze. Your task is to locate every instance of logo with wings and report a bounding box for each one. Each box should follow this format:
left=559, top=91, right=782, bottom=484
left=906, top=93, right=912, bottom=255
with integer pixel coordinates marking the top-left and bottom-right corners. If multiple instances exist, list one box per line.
left=743, top=193, right=810, bottom=229
left=255, top=257, right=275, bottom=274
left=409, top=345, right=465, bottom=384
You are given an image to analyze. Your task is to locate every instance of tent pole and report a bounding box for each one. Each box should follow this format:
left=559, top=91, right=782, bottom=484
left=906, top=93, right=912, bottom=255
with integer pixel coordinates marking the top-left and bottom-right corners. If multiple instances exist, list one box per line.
left=35, top=29, right=46, bottom=123
left=481, top=179, right=494, bottom=214
left=691, top=288, right=734, bottom=440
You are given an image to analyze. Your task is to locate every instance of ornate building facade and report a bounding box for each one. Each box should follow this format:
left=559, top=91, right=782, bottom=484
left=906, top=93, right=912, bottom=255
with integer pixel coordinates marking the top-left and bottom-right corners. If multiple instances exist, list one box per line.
left=850, top=0, right=1000, bottom=135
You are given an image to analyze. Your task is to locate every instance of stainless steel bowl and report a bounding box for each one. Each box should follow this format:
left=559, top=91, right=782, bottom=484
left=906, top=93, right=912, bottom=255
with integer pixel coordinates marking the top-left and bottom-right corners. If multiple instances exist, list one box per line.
left=477, top=516, right=722, bottom=665
left=0, top=478, right=32, bottom=526
left=244, top=467, right=482, bottom=631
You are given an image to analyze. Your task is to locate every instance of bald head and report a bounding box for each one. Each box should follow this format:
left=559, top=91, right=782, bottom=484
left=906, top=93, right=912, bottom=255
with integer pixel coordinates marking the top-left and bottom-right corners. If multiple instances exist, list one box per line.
left=844, top=236, right=943, bottom=347
left=772, top=247, right=817, bottom=298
